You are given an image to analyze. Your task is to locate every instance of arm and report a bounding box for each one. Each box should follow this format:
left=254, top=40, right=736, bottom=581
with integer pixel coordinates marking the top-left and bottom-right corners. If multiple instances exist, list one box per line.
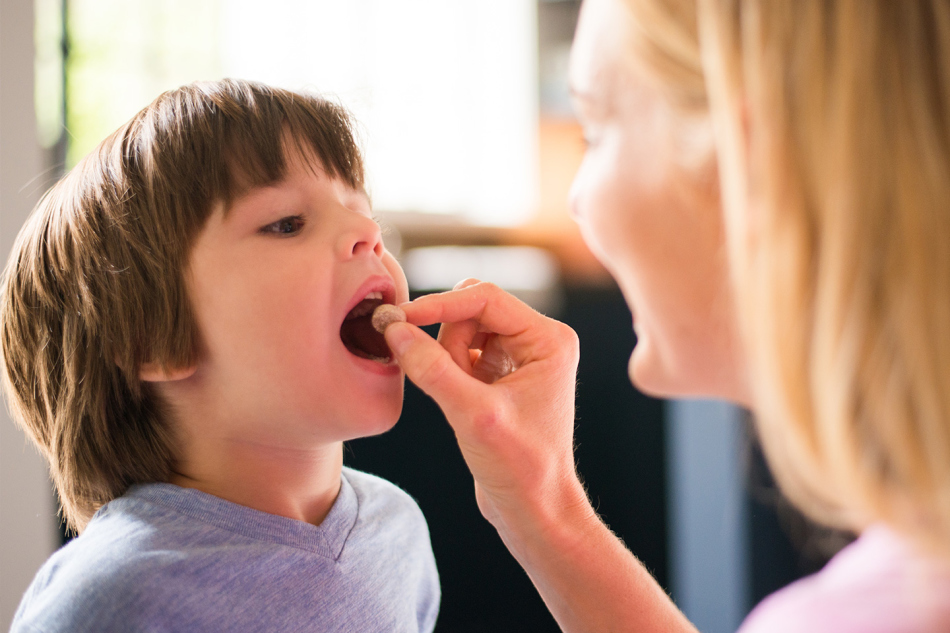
left=507, top=503, right=699, bottom=633
left=384, top=280, right=698, bottom=633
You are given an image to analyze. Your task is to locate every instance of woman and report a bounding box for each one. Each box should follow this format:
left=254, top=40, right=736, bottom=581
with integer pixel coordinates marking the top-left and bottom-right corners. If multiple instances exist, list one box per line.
left=384, top=0, right=950, bottom=630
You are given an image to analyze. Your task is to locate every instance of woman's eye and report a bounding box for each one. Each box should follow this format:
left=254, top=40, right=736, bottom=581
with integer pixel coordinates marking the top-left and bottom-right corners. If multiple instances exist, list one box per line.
left=260, top=215, right=305, bottom=236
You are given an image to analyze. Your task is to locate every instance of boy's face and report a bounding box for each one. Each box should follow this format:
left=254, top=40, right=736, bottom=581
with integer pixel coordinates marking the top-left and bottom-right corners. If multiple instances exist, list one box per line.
left=182, top=148, right=409, bottom=447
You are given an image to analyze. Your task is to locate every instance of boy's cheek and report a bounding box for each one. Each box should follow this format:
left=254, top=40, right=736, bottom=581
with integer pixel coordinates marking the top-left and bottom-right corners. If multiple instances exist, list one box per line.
left=383, top=251, right=410, bottom=303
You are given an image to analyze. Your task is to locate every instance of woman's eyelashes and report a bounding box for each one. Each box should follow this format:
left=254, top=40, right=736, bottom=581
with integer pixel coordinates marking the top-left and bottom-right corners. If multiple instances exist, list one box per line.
left=260, top=215, right=305, bottom=237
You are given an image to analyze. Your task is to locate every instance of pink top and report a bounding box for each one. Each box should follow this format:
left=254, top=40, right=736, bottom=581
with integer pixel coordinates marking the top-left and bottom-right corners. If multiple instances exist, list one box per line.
left=738, top=525, right=950, bottom=633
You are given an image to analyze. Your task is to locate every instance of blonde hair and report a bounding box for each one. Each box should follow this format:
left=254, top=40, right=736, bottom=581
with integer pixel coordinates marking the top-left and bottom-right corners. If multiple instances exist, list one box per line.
left=626, top=0, right=950, bottom=555
left=0, top=79, right=364, bottom=533
left=622, top=0, right=707, bottom=115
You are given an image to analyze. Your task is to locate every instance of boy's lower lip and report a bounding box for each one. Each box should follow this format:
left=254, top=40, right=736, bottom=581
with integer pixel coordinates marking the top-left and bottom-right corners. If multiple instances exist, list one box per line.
left=346, top=350, right=402, bottom=376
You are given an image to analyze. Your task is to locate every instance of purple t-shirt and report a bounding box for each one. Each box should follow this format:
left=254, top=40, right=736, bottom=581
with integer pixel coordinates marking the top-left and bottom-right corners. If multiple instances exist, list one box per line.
left=12, top=467, right=440, bottom=632
left=739, top=525, right=950, bottom=633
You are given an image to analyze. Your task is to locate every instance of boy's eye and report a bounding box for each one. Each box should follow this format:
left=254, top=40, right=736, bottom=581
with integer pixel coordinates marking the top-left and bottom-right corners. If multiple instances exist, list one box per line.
left=260, top=215, right=305, bottom=236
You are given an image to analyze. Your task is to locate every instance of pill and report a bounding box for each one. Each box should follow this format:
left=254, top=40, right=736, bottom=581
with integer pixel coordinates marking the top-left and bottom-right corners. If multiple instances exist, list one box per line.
left=372, top=304, right=407, bottom=333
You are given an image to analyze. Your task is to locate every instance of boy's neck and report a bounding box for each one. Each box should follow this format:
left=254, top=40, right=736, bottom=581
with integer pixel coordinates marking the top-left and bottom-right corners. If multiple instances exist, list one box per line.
left=168, top=437, right=344, bottom=527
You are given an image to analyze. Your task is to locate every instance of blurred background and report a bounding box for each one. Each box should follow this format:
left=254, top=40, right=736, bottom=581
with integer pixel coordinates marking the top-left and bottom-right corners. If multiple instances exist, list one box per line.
left=1, top=1, right=849, bottom=631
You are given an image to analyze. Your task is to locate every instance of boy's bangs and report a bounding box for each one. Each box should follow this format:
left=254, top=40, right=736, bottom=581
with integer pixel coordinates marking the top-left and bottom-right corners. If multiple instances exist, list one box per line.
left=216, top=93, right=365, bottom=205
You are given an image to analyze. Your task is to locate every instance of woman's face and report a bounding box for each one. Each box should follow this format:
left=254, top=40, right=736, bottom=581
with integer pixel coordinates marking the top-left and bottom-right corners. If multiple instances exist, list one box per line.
left=569, top=0, right=748, bottom=403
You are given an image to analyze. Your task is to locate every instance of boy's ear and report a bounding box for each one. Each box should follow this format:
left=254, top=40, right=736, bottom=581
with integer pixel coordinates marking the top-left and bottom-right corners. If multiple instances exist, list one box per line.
left=138, top=361, right=197, bottom=383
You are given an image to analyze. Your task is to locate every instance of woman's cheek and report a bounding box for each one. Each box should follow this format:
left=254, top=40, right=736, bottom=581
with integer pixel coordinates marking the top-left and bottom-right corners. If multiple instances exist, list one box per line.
left=585, top=181, right=628, bottom=268
left=568, top=154, right=594, bottom=224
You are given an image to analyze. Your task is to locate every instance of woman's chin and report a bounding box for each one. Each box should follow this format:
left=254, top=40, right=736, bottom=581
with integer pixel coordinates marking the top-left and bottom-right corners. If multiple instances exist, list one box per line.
left=628, top=343, right=747, bottom=403
left=628, top=344, right=666, bottom=396
left=627, top=344, right=693, bottom=400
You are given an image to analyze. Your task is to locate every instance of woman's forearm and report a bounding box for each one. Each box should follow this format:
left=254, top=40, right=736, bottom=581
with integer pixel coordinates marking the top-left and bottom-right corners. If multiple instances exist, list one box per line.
left=495, top=481, right=699, bottom=633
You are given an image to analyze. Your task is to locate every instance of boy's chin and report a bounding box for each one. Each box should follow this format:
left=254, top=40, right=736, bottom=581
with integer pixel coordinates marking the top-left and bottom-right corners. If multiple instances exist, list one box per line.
left=342, top=418, right=400, bottom=443
left=342, top=397, right=404, bottom=441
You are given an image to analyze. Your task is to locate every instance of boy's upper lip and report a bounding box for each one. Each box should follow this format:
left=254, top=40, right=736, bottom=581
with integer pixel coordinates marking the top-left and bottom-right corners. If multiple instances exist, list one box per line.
left=342, top=275, right=397, bottom=321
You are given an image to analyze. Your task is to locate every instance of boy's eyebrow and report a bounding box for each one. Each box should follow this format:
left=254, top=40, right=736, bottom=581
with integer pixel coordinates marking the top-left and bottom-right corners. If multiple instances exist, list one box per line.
left=219, top=180, right=373, bottom=218
left=220, top=188, right=266, bottom=218
left=220, top=182, right=288, bottom=218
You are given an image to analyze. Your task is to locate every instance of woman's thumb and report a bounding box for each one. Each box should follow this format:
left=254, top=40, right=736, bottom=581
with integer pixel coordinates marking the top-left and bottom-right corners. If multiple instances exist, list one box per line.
left=384, top=321, right=482, bottom=420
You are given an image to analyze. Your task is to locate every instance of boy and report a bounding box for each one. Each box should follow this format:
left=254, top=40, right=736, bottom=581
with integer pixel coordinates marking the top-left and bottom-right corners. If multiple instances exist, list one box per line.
left=1, top=79, right=440, bottom=632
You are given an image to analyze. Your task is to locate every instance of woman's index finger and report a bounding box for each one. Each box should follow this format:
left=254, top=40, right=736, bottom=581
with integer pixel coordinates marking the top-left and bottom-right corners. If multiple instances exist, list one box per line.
left=400, top=283, right=537, bottom=337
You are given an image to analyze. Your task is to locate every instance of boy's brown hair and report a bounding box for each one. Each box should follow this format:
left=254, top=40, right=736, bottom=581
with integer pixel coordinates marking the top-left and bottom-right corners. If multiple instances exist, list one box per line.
left=0, top=79, right=365, bottom=533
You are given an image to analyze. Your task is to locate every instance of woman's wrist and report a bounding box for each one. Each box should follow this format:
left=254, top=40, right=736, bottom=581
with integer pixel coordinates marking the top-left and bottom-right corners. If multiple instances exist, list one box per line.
left=490, top=468, right=600, bottom=569
left=488, top=470, right=696, bottom=633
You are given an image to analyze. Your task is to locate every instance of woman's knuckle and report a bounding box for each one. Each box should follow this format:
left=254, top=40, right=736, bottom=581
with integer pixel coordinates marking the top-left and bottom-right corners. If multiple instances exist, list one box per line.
left=453, top=277, right=482, bottom=290
left=477, top=281, right=502, bottom=295
left=565, top=326, right=581, bottom=357
left=558, top=322, right=579, bottom=347
left=532, top=320, right=578, bottom=358
left=418, top=350, right=451, bottom=386
left=471, top=401, right=507, bottom=437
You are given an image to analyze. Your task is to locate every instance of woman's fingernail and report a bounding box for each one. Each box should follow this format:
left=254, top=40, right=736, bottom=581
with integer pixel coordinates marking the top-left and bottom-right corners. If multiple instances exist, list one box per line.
left=384, top=321, right=414, bottom=356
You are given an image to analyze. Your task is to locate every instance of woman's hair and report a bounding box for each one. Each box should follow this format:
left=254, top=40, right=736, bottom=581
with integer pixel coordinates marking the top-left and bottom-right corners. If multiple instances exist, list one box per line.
left=0, top=79, right=364, bottom=533
left=621, top=0, right=708, bottom=115
left=625, top=0, right=950, bottom=555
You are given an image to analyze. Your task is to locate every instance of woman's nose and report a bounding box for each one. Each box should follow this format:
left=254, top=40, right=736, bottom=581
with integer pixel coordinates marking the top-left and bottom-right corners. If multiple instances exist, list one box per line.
left=336, top=209, right=384, bottom=260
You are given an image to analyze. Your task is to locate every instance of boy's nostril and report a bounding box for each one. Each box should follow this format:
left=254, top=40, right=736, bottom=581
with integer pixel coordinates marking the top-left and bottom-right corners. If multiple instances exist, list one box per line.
left=351, top=239, right=378, bottom=257
left=348, top=233, right=384, bottom=258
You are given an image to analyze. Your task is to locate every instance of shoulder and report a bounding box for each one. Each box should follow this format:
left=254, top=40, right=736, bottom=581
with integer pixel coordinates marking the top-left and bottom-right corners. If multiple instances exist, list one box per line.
left=342, top=466, right=413, bottom=498
left=342, top=466, right=427, bottom=524
left=13, top=537, right=184, bottom=632
left=739, top=526, right=950, bottom=633
left=337, top=468, right=440, bottom=629
left=737, top=574, right=854, bottom=633
left=338, top=467, right=435, bottom=566
left=11, top=486, right=231, bottom=632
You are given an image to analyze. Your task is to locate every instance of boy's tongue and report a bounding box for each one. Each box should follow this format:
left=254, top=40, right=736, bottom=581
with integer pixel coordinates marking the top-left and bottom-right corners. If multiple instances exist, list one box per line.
left=340, top=298, right=391, bottom=361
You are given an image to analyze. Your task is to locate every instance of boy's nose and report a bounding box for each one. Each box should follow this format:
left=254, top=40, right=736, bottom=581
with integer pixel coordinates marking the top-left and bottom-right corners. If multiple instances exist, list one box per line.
left=337, top=210, right=385, bottom=260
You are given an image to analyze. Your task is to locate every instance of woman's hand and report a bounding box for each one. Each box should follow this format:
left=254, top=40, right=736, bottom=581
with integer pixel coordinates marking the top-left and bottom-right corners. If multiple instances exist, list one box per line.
left=383, top=279, right=591, bottom=545
left=384, top=279, right=697, bottom=633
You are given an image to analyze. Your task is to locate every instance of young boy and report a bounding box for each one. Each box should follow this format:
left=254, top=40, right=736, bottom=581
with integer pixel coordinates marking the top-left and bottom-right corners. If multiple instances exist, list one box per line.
left=1, top=79, right=440, bottom=632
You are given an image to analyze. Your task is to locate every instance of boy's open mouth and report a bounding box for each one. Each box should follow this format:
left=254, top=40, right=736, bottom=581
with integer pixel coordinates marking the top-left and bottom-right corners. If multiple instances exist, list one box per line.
left=341, top=296, right=393, bottom=362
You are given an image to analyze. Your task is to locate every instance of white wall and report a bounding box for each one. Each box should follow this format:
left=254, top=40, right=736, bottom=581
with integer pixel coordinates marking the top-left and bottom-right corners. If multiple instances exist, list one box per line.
left=219, top=0, right=539, bottom=225
left=0, top=0, right=61, bottom=627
